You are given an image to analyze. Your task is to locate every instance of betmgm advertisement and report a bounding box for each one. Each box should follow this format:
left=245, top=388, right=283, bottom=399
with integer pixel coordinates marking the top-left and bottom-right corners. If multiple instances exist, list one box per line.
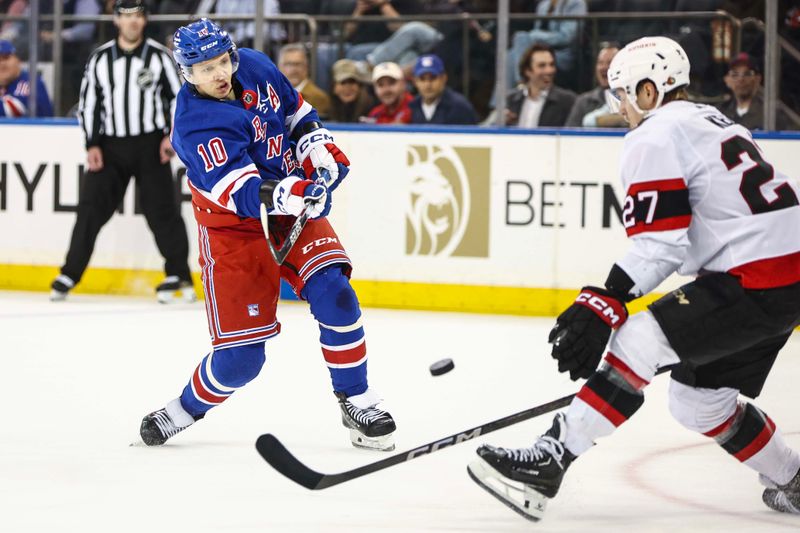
left=2, top=123, right=799, bottom=314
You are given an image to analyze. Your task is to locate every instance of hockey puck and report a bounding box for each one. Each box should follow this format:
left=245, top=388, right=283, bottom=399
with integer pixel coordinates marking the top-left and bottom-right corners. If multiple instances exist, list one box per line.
left=429, top=358, right=455, bottom=376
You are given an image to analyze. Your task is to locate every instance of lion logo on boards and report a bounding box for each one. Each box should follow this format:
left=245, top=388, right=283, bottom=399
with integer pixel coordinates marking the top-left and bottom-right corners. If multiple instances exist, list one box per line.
left=405, top=145, right=490, bottom=257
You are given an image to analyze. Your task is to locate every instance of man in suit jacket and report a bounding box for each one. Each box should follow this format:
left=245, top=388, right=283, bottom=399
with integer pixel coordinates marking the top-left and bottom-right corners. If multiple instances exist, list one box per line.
left=278, top=42, right=331, bottom=119
left=409, top=54, right=478, bottom=125
left=505, top=42, right=575, bottom=127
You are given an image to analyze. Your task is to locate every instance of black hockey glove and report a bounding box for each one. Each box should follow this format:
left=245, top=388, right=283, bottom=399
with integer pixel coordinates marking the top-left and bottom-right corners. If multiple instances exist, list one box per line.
left=548, top=286, right=628, bottom=381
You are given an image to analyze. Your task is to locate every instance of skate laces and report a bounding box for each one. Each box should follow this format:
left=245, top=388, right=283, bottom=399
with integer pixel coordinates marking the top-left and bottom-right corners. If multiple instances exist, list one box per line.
left=151, top=409, right=185, bottom=440
left=346, top=401, right=389, bottom=425
left=507, top=436, right=566, bottom=468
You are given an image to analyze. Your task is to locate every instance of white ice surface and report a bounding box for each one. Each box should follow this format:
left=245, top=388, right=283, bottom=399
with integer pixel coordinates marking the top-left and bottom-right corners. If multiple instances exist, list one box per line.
left=1, top=291, right=799, bottom=533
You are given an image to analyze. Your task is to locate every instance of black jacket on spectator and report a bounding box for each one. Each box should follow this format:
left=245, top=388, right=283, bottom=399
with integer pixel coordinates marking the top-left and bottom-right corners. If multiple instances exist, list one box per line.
left=410, top=87, right=478, bottom=125
left=717, top=90, right=798, bottom=131
left=506, top=84, right=576, bottom=127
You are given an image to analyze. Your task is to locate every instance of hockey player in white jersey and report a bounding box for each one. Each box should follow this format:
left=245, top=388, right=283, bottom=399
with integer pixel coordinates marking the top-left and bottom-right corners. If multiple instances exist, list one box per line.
left=468, top=36, right=800, bottom=521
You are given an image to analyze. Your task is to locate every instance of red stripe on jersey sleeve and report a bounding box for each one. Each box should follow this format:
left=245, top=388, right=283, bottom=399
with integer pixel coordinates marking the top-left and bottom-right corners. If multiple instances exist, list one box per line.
left=627, top=177, right=687, bottom=195
left=217, top=169, right=260, bottom=207
left=625, top=215, right=692, bottom=236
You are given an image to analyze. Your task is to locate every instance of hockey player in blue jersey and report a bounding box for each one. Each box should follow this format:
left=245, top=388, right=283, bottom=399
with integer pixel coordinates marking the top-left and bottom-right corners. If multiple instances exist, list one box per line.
left=138, top=18, right=396, bottom=451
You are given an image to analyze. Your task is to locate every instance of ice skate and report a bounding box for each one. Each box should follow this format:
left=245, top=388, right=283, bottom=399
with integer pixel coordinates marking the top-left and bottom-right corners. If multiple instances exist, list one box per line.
left=138, top=398, right=201, bottom=446
left=155, top=276, right=197, bottom=304
left=50, top=274, right=74, bottom=301
left=336, top=389, right=396, bottom=451
left=763, top=469, right=800, bottom=514
left=467, top=412, right=575, bottom=521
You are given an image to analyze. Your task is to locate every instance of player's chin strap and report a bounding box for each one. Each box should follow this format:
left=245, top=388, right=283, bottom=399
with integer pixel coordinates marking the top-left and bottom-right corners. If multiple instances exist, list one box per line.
left=258, top=169, right=330, bottom=266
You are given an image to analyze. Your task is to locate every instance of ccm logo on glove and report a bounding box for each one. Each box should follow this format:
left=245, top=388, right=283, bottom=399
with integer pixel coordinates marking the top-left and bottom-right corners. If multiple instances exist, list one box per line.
left=575, top=290, right=627, bottom=328
left=297, top=131, right=334, bottom=153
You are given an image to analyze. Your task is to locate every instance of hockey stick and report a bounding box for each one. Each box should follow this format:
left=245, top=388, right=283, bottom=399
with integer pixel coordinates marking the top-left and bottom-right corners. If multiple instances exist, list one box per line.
left=259, top=169, right=331, bottom=266
left=256, top=391, right=574, bottom=490
left=255, top=365, right=675, bottom=490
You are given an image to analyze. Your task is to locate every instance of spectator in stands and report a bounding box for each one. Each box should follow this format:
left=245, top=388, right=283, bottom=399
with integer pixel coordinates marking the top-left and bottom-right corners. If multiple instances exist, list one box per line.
left=365, top=61, right=412, bottom=124
left=0, top=0, right=28, bottom=45
left=565, top=42, right=625, bottom=127
left=278, top=42, right=331, bottom=119
left=35, top=0, right=101, bottom=114
left=505, top=0, right=587, bottom=90
left=717, top=52, right=798, bottom=131
left=328, top=58, right=376, bottom=123
left=488, top=42, right=575, bottom=127
left=195, top=0, right=286, bottom=50
left=409, top=54, right=477, bottom=125
left=344, top=1, right=442, bottom=71
left=0, top=39, right=53, bottom=117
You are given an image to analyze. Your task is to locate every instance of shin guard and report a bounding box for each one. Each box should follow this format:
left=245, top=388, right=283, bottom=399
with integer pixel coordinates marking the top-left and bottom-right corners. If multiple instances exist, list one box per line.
left=566, top=355, right=648, bottom=455
left=303, top=266, right=368, bottom=397
left=180, top=342, right=266, bottom=417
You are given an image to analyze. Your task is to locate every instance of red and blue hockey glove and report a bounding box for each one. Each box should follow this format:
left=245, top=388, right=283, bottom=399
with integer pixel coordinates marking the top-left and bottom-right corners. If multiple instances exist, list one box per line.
left=296, top=126, right=350, bottom=191
left=548, top=286, right=628, bottom=381
left=269, top=176, right=331, bottom=219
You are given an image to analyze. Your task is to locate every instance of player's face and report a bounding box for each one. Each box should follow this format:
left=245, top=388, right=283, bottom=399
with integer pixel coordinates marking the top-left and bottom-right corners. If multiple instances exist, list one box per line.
left=613, top=87, right=645, bottom=128
left=114, top=12, right=146, bottom=45
left=525, top=51, right=556, bottom=90
left=595, top=47, right=618, bottom=89
left=192, top=52, right=234, bottom=100
left=374, top=76, right=404, bottom=106
left=278, top=50, right=307, bottom=87
left=0, top=52, right=21, bottom=86
left=413, top=73, right=446, bottom=103
left=333, top=78, right=360, bottom=103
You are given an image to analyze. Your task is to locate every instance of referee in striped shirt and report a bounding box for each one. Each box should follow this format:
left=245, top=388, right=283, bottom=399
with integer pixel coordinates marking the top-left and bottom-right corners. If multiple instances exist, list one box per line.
left=52, top=0, right=194, bottom=303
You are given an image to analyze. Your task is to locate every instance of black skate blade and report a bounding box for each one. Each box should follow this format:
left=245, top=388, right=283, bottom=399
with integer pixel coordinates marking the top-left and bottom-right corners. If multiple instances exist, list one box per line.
left=467, top=463, right=542, bottom=522
left=256, top=434, right=326, bottom=490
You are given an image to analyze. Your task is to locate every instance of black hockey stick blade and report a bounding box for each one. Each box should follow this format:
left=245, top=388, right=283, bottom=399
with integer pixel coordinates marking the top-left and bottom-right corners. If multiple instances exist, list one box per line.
left=256, top=434, right=326, bottom=489
left=255, top=365, right=675, bottom=490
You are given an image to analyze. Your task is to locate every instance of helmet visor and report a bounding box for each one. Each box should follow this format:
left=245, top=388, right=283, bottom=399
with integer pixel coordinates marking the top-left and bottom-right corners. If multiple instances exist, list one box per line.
left=182, top=49, right=238, bottom=84
left=605, top=87, right=625, bottom=114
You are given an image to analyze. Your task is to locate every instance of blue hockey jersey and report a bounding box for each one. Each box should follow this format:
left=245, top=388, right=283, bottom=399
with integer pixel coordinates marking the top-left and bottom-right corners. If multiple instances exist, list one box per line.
left=171, top=48, right=321, bottom=219
left=0, top=70, right=53, bottom=117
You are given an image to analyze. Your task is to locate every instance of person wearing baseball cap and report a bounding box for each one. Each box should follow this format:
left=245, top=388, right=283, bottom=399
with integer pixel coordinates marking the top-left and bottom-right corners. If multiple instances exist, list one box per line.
left=329, top=59, right=376, bottom=123
left=718, top=52, right=796, bottom=130
left=409, top=54, right=477, bottom=125
left=0, top=39, right=53, bottom=117
left=366, top=62, right=412, bottom=125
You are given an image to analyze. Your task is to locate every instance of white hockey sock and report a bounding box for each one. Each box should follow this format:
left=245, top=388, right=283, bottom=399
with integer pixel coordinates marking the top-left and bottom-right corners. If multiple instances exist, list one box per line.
left=745, top=429, right=800, bottom=486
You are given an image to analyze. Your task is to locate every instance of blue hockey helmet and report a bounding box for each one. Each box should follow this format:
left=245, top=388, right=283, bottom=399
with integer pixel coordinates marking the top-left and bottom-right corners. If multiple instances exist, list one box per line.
left=173, top=18, right=238, bottom=82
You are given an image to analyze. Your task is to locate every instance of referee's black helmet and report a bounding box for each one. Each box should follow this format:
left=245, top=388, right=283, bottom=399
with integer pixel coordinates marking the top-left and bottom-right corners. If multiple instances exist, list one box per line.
left=114, top=0, right=148, bottom=15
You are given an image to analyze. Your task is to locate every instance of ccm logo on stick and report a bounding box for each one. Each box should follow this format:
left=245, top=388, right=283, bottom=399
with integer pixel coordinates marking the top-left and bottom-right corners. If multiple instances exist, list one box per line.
left=576, top=292, right=623, bottom=326
left=406, top=428, right=483, bottom=459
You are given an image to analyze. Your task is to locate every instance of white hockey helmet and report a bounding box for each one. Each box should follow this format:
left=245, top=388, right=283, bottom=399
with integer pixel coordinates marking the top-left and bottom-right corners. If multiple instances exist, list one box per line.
left=606, top=36, right=690, bottom=116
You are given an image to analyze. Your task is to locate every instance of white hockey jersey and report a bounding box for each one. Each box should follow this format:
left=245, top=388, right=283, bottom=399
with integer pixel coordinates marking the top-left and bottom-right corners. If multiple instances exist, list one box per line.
left=615, top=100, right=800, bottom=295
